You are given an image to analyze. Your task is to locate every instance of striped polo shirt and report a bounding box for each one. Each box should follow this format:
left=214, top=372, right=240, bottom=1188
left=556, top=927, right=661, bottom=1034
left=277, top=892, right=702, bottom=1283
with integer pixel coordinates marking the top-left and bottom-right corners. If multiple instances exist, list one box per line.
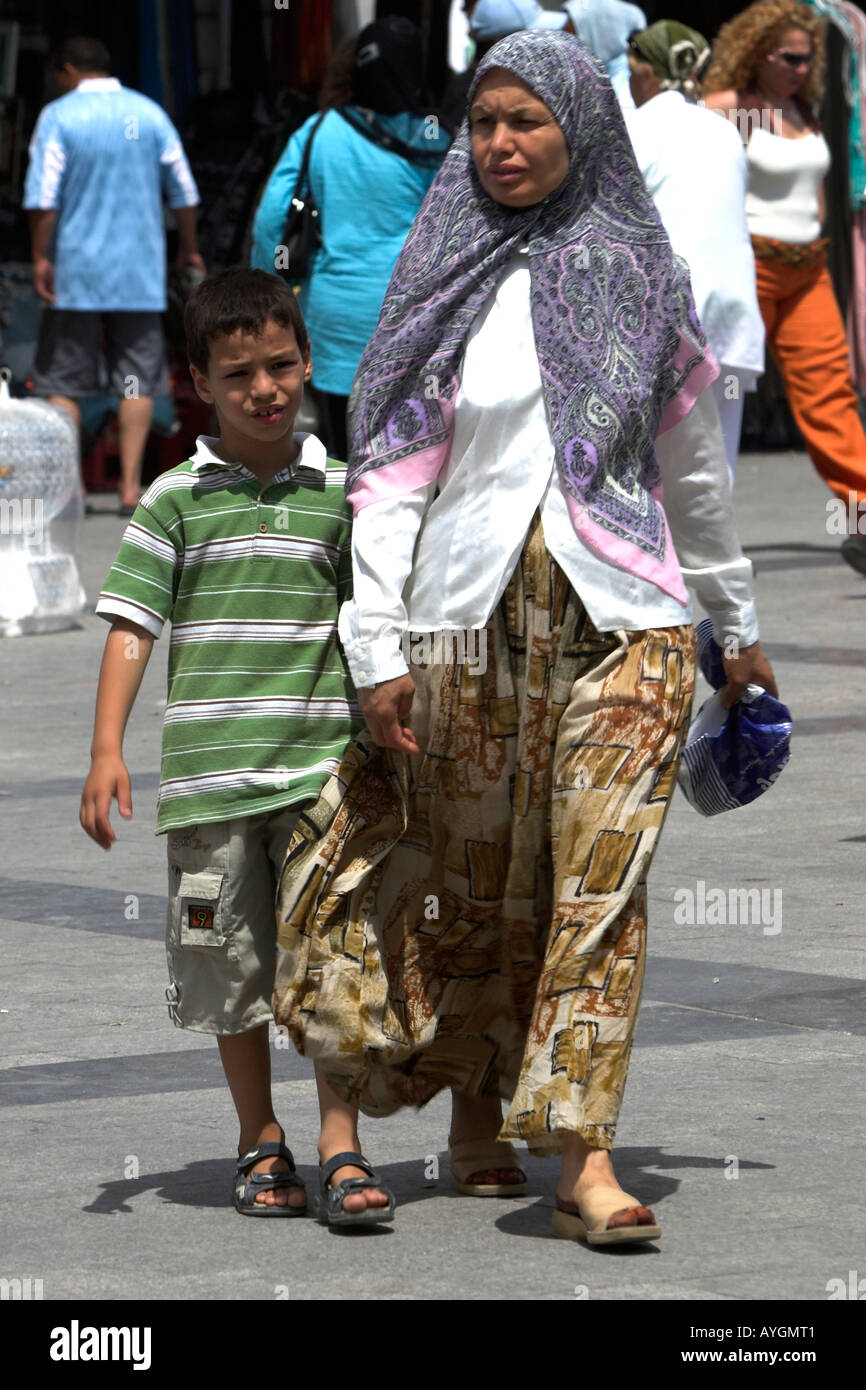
left=96, top=433, right=363, bottom=833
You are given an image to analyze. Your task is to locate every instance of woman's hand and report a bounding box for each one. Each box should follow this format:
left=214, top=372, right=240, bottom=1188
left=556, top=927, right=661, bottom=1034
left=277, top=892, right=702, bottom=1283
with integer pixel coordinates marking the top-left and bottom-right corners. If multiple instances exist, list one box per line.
left=358, top=674, right=419, bottom=753
left=720, top=641, right=779, bottom=710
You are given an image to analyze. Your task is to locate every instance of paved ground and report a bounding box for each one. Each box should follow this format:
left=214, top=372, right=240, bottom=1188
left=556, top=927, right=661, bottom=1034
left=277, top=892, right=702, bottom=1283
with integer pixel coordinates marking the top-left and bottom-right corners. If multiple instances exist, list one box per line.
left=1, top=448, right=865, bottom=1302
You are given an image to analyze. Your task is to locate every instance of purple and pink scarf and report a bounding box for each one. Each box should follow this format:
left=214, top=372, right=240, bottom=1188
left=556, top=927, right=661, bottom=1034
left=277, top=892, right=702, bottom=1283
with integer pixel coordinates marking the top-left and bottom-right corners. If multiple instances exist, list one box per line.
left=346, top=29, right=718, bottom=599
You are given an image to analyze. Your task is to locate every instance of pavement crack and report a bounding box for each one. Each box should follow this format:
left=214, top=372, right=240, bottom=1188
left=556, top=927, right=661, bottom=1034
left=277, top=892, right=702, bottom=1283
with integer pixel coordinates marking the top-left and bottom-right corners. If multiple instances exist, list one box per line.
left=644, top=997, right=863, bottom=1037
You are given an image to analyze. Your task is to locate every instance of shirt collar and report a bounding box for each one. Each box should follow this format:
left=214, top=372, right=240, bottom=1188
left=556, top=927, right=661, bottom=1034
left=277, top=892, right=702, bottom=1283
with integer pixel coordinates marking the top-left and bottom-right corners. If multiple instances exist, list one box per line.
left=75, top=77, right=122, bottom=92
left=189, top=432, right=327, bottom=482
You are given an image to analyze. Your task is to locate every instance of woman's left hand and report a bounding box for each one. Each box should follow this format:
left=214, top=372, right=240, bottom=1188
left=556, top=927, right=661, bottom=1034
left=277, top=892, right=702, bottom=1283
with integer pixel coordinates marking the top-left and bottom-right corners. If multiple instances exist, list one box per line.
left=720, top=640, right=779, bottom=710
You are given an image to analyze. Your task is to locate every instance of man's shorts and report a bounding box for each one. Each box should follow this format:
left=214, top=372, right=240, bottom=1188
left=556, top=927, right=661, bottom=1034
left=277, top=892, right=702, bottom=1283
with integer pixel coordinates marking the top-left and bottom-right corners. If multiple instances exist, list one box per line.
left=32, top=309, right=170, bottom=398
left=164, top=805, right=308, bottom=1035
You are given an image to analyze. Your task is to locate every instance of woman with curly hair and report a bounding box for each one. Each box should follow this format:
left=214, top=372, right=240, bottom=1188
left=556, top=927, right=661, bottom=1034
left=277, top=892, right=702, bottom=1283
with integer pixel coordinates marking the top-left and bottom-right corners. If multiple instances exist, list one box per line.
left=705, top=0, right=866, bottom=575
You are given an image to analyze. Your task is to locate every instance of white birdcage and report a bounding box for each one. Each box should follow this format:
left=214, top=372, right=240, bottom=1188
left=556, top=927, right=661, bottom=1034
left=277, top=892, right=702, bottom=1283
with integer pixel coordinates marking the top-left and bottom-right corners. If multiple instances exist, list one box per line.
left=0, top=368, right=86, bottom=636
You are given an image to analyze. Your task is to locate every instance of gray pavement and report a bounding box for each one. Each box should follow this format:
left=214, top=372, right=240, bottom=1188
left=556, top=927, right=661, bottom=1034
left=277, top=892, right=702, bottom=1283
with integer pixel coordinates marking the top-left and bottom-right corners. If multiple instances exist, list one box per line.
left=1, top=448, right=865, bottom=1302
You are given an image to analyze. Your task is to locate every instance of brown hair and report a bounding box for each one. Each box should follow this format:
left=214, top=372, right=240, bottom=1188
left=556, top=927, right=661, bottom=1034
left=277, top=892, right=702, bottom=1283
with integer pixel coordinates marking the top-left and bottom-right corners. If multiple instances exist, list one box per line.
left=704, top=0, right=825, bottom=107
left=184, top=268, right=309, bottom=373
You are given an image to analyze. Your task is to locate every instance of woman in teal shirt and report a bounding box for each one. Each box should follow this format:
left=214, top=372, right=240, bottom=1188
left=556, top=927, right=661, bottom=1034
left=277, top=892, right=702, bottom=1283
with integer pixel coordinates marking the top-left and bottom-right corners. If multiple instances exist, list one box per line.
left=251, top=17, right=450, bottom=458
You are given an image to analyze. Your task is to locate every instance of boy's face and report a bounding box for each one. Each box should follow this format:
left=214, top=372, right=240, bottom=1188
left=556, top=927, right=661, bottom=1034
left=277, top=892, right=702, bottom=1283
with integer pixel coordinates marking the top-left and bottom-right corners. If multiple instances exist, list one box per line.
left=190, top=318, right=313, bottom=455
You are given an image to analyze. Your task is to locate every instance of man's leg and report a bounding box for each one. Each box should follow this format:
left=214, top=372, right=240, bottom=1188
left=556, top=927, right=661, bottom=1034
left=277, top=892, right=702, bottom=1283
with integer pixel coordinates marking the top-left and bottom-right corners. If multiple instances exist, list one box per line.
left=116, top=394, right=153, bottom=508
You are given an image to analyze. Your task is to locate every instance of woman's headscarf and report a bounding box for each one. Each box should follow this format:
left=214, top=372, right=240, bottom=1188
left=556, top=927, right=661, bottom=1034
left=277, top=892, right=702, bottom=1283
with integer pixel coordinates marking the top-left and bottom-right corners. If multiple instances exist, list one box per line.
left=346, top=30, right=718, bottom=599
left=629, top=20, right=711, bottom=101
left=351, top=15, right=425, bottom=115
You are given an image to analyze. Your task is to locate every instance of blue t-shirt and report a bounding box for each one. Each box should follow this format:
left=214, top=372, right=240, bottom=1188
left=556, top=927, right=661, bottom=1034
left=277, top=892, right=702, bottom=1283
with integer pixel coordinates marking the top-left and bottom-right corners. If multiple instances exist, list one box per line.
left=23, top=78, right=199, bottom=312
left=251, top=108, right=449, bottom=396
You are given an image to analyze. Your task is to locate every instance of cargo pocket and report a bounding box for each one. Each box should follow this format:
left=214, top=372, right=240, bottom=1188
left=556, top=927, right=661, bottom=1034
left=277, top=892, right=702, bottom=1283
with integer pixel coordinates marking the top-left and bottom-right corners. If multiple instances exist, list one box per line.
left=175, top=869, right=227, bottom=949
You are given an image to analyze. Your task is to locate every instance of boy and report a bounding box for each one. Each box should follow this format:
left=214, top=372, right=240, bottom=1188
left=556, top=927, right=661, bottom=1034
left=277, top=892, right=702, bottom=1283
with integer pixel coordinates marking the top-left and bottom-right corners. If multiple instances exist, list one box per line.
left=80, top=268, right=393, bottom=1221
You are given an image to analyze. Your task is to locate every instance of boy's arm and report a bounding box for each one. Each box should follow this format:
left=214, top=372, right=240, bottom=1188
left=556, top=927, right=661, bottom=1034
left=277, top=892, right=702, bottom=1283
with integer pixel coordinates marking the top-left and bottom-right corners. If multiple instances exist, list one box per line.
left=80, top=619, right=155, bottom=850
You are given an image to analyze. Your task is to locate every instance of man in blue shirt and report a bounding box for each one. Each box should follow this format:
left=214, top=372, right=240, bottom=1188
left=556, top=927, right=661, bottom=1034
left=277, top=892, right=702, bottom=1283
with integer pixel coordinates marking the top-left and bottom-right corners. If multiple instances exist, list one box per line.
left=23, top=36, right=203, bottom=513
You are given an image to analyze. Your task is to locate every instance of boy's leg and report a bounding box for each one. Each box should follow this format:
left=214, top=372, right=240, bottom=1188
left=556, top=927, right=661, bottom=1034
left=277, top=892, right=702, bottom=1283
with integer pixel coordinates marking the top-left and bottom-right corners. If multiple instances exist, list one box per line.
left=218, top=1024, right=305, bottom=1209
left=165, top=812, right=306, bottom=1209
left=315, top=1067, right=390, bottom=1212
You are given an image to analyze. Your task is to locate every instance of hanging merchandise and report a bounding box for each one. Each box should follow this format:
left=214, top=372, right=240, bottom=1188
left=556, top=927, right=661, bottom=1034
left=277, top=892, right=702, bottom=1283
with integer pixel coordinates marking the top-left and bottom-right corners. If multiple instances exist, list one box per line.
left=0, top=370, right=86, bottom=637
left=808, top=0, right=866, bottom=391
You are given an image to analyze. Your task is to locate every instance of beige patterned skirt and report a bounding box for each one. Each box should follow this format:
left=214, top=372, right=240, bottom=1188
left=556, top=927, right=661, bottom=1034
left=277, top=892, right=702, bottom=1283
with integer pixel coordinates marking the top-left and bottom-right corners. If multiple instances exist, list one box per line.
left=274, top=515, right=696, bottom=1154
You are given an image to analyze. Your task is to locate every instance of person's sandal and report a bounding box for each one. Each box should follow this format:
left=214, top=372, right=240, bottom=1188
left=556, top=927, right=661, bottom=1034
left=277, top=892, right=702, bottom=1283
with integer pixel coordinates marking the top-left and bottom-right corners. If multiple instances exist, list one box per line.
left=232, top=1142, right=307, bottom=1217
left=552, top=1184, right=660, bottom=1246
left=316, top=1151, right=395, bottom=1227
left=448, top=1137, right=528, bottom=1196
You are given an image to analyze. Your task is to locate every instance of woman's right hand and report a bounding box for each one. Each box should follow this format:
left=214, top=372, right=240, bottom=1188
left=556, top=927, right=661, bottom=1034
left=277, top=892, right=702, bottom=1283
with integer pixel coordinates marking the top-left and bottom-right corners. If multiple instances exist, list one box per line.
left=358, top=674, right=419, bottom=753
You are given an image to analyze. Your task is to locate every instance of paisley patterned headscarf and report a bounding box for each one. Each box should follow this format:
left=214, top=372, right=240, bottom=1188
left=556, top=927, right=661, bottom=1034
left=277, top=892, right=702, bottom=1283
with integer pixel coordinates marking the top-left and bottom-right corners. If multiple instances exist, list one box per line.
left=346, top=29, right=718, bottom=598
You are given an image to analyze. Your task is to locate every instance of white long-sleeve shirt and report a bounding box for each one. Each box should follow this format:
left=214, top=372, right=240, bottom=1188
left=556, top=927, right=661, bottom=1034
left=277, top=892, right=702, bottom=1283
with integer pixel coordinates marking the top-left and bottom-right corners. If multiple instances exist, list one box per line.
left=339, top=250, right=758, bottom=689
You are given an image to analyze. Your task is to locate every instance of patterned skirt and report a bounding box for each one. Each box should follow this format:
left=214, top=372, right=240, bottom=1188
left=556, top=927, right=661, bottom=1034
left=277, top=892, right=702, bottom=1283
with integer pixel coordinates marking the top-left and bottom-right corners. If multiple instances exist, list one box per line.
left=274, top=516, right=696, bottom=1154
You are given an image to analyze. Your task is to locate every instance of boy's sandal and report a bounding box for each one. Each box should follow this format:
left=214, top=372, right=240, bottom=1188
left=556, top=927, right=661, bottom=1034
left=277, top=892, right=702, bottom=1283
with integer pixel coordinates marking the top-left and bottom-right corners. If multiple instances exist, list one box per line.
left=233, top=1141, right=307, bottom=1217
left=448, top=1137, right=528, bottom=1196
left=551, top=1184, right=661, bottom=1246
left=316, top=1151, right=396, bottom=1227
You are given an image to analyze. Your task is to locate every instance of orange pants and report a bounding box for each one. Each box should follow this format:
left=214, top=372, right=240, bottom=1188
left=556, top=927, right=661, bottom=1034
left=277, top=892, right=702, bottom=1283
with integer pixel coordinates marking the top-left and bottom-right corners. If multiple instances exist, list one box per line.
left=755, top=253, right=866, bottom=506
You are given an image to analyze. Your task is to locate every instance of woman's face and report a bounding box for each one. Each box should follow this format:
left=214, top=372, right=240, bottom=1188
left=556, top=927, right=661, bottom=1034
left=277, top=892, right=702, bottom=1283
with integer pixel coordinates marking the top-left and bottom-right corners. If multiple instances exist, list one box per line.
left=469, top=69, right=569, bottom=208
left=757, top=26, right=813, bottom=98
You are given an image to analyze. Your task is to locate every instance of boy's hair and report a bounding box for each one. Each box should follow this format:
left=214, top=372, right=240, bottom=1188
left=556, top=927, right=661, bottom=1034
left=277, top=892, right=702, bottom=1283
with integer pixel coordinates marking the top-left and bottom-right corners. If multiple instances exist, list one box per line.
left=184, top=268, right=310, bottom=373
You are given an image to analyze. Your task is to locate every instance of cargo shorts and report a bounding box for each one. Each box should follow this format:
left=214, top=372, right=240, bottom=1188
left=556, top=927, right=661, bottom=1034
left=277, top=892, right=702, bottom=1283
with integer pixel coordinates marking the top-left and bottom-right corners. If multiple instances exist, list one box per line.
left=164, top=805, right=308, bottom=1034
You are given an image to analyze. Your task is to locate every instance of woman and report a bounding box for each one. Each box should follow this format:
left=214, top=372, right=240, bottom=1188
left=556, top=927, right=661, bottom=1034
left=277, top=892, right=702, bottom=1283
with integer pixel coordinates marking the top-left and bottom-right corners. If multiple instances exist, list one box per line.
left=705, top=0, right=866, bottom=574
left=625, top=20, right=765, bottom=476
left=274, top=30, right=777, bottom=1244
left=251, top=16, right=450, bottom=459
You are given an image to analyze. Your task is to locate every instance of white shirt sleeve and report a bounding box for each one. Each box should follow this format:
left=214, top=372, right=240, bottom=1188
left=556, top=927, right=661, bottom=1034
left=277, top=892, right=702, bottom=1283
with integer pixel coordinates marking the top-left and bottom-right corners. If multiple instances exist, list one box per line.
left=657, top=384, right=759, bottom=648
left=338, top=482, right=436, bottom=689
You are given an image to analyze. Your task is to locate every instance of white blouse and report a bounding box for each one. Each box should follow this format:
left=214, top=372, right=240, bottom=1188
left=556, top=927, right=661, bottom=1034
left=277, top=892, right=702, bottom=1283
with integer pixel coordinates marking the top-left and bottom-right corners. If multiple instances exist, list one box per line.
left=745, top=128, right=831, bottom=244
left=339, top=251, right=758, bottom=690
left=624, top=91, right=765, bottom=379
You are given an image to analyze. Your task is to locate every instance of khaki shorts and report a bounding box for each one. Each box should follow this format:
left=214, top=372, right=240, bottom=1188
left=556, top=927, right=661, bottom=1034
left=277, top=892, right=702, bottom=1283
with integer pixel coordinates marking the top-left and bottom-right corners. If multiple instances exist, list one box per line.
left=164, top=805, right=307, bottom=1034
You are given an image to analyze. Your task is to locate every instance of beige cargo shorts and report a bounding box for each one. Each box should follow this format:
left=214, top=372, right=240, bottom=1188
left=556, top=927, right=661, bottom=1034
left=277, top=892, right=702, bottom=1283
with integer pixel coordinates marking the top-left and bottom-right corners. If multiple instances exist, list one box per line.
left=163, top=804, right=307, bottom=1034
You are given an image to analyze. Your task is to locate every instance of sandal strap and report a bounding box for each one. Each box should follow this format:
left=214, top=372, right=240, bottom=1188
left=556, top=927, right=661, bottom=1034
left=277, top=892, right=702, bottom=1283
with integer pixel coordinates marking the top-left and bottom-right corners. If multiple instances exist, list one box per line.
left=236, top=1141, right=296, bottom=1174
left=243, top=1169, right=305, bottom=1192
left=319, top=1151, right=373, bottom=1187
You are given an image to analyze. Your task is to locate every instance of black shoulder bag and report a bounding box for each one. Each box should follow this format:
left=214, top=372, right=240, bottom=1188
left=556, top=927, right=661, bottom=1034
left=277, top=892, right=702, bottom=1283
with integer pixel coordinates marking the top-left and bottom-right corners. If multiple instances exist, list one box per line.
left=278, top=112, right=326, bottom=282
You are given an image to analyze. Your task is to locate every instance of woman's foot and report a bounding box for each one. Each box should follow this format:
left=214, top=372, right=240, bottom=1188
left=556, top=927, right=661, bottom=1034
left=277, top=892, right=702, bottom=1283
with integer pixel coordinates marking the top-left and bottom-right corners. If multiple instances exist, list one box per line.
left=239, top=1121, right=307, bottom=1210
left=449, top=1093, right=525, bottom=1187
left=557, top=1136, right=656, bottom=1232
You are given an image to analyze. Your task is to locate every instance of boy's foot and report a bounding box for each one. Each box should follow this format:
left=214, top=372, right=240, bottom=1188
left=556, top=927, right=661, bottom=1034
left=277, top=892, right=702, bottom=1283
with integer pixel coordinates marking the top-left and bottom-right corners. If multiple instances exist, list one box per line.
left=239, top=1123, right=307, bottom=1210
left=318, top=1141, right=391, bottom=1214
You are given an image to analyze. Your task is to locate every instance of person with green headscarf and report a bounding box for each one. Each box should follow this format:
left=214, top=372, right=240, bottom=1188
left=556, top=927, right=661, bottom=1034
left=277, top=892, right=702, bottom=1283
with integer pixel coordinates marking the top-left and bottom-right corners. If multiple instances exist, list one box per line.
left=628, top=19, right=712, bottom=102
left=625, top=21, right=765, bottom=476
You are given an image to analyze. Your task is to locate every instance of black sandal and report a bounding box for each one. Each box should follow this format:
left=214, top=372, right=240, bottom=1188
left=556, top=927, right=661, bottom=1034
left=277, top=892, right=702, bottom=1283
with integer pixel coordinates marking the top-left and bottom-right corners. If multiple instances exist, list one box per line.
left=317, top=1151, right=395, bottom=1227
left=233, top=1142, right=307, bottom=1217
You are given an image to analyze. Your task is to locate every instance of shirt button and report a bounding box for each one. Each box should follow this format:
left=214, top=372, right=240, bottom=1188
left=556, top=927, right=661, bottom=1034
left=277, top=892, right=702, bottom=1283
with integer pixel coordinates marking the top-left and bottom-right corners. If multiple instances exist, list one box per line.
left=258, top=522, right=268, bottom=533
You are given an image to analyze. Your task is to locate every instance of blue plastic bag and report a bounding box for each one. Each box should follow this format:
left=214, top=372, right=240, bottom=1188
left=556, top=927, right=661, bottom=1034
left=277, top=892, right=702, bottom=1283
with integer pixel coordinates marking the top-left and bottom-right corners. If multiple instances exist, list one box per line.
left=677, top=620, right=792, bottom=816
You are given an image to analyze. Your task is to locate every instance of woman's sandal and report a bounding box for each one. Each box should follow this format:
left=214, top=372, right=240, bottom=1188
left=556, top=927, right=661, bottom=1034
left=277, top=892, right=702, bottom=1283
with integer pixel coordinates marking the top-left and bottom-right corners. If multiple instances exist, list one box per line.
left=448, top=1137, right=528, bottom=1197
left=551, top=1184, right=661, bottom=1246
left=316, top=1151, right=396, bottom=1227
left=232, top=1141, right=307, bottom=1217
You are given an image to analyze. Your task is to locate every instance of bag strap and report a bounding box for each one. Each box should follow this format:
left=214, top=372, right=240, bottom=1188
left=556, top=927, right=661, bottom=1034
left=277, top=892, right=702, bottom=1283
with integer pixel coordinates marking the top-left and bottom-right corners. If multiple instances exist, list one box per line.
left=289, top=110, right=327, bottom=206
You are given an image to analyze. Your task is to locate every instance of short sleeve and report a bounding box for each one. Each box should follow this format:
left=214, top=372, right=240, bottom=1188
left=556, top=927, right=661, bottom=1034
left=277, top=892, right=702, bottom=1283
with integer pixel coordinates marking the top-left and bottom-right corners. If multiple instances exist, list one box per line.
left=158, top=113, right=199, bottom=209
left=22, top=107, right=66, bottom=210
left=95, top=503, right=181, bottom=637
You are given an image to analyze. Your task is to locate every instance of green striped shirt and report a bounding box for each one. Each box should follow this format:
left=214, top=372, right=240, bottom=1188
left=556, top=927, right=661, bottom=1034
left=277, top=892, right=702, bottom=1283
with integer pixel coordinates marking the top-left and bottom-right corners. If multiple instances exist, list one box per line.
left=96, top=433, right=363, bottom=832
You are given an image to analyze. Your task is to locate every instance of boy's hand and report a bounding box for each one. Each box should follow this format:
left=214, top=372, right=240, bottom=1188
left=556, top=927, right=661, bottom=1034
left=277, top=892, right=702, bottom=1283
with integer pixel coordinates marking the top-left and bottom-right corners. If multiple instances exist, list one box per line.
left=80, top=755, right=134, bottom=850
left=358, top=674, right=419, bottom=753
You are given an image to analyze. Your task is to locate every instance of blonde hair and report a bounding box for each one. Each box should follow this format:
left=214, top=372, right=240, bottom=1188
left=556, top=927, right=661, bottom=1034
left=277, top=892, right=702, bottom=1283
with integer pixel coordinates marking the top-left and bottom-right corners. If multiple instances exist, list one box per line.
left=704, top=0, right=825, bottom=108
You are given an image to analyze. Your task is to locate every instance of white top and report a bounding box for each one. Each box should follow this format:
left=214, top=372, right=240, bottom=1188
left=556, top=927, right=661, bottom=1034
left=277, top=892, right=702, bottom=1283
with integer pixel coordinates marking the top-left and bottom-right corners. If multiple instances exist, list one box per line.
left=624, top=92, right=765, bottom=379
left=745, top=127, right=831, bottom=244
left=338, top=252, right=758, bottom=690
